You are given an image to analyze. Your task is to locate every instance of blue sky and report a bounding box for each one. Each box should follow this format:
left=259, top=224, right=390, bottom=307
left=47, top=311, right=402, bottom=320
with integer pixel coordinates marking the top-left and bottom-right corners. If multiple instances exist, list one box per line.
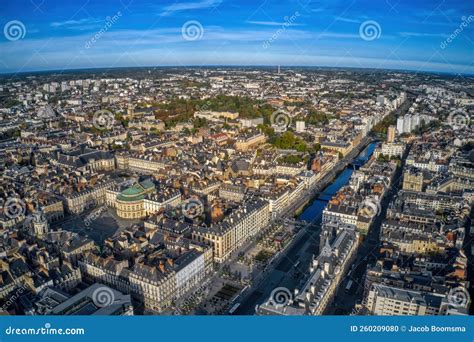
left=0, top=0, right=473, bottom=74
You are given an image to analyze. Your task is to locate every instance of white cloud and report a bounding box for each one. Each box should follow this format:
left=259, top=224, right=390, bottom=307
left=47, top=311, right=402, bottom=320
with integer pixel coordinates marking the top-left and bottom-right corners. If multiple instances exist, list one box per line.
left=161, top=0, right=222, bottom=15
left=399, top=31, right=448, bottom=38
left=246, top=20, right=304, bottom=27
left=334, top=16, right=360, bottom=24
left=50, top=18, right=103, bottom=30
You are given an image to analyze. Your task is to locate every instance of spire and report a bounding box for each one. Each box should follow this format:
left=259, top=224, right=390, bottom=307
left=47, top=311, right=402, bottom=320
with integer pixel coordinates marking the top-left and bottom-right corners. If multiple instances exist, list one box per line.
left=321, top=237, right=331, bottom=257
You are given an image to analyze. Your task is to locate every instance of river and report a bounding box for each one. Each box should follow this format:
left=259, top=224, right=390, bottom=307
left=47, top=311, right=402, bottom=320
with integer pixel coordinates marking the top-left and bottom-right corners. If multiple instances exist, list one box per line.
left=235, top=141, right=377, bottom=315
left=298, top=141, right=377, bottom=222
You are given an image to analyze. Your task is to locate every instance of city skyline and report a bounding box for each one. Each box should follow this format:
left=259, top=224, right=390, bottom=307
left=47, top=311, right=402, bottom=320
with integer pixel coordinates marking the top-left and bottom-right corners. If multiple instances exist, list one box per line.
left=0, top=0, right=472, bottom=333
left=1, top=0, right=473, bottom=74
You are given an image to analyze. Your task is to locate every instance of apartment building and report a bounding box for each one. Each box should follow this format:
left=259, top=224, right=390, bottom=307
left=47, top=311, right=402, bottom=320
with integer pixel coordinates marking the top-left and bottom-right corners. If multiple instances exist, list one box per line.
left=192, top=198, right=270, bottom=263
left=63, top=179, right=116, bottom=214
left=235, top=131, right=266, bottom=152
left=366, top=284, right=451, bottom=316
left=80, top=246, right=213, bottom=312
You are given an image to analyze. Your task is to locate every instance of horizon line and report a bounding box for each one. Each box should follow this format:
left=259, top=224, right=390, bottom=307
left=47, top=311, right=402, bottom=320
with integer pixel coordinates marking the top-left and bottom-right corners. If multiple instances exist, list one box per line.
left=1, top=64, right=473, bottom=78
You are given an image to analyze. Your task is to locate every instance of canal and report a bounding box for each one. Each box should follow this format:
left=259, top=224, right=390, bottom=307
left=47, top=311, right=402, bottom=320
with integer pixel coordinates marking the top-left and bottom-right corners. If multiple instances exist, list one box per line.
left=236, top=141, right=377, bottom=315
left=297, top=141, right=377, bottom=222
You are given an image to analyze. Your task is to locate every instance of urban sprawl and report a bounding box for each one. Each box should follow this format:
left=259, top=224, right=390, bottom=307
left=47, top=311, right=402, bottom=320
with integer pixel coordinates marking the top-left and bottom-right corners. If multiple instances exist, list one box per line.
left=0, top=67, right=472, bottom=316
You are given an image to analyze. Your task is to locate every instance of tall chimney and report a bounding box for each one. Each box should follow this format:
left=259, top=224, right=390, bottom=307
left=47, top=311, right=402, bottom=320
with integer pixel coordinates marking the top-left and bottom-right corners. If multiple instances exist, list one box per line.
left=159, top=260, right=165, bottom=273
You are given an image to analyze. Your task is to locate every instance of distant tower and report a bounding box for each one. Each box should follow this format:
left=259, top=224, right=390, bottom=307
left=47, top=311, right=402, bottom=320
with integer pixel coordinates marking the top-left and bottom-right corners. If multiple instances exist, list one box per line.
left=277, top=65, right=281, bottom=74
